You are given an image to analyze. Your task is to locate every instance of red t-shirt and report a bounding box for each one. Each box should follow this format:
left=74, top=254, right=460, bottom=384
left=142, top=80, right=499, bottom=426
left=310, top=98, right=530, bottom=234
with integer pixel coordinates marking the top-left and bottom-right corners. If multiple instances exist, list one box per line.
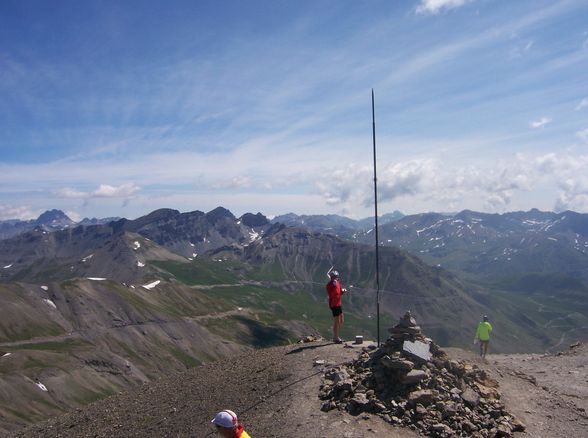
left=326, top=278, right=342, bottom=308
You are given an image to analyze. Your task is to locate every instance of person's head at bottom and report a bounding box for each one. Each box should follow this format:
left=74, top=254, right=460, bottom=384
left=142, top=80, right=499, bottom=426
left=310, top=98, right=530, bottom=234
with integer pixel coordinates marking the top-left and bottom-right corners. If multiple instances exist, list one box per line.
left=211, top=410, right=239, bottom=437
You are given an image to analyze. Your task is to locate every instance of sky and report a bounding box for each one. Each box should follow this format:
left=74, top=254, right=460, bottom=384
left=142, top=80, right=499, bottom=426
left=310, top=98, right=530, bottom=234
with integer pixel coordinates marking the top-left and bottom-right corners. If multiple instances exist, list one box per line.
left=1, top=0, right=587, bottom=221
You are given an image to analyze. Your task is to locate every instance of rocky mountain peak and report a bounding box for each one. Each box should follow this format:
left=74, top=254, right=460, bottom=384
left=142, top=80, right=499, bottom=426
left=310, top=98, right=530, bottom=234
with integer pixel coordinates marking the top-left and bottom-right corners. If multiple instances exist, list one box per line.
left=240, top=212, right=269, bottom=227
left=205, top=206, right=236, bottom=223
left=34, top=209, right=74, bottom=226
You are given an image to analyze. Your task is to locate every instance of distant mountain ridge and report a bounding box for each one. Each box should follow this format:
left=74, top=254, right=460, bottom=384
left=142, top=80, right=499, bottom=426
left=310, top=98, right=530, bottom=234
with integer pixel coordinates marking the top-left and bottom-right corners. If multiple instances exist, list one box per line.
left=0, top=210, right=120, bottom=240
left=271, top=210, right=404, bottom=237
left=351, top=208, right=588, bottom=280
left=0, top=207, right=271, bottom=283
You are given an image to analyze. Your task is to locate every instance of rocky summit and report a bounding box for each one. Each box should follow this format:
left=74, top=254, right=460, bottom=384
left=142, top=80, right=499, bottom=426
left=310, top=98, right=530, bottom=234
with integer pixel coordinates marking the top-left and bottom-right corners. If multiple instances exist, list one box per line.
left=319, top=312, right=526, bottom=437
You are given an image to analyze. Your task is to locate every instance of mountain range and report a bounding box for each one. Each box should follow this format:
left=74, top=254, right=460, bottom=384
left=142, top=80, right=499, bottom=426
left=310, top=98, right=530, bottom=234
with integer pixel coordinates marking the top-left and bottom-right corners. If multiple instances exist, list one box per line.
left=1, top=206, right=587, bottom=432
left=0, top=210, right=119, bottom=240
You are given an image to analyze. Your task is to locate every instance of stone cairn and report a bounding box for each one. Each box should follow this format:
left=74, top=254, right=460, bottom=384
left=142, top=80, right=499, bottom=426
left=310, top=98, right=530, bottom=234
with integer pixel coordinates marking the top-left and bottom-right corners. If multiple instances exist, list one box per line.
left=318, top=311, right=525, bottom=438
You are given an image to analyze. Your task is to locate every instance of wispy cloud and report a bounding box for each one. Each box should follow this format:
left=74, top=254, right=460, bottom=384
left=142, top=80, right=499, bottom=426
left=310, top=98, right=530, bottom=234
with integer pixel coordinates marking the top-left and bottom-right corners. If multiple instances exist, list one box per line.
left=509, top=40, right=534, bottom=58
left=576, top=98, right=588, bottom=110
left=0, top=204, right=38, bottom=221
left=416, top=0, right=473, bottom=15
left=314, top=152, right=588, bottom=214
left=530, top=117, right=552, bottom=129
left=577, top=128, right=588, bottom=143
left=55, top=183, right=141, bottom=200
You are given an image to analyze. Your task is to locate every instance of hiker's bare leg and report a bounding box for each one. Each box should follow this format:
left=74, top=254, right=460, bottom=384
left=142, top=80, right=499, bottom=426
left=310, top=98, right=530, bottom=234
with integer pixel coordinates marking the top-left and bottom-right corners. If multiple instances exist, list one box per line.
left=333, top=314, right=344, bottom=340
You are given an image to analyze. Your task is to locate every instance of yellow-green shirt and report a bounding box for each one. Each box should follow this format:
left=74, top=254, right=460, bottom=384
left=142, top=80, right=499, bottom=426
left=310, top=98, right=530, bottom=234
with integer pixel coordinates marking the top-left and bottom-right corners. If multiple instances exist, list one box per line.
left=476, top=321, right=493, bottom=341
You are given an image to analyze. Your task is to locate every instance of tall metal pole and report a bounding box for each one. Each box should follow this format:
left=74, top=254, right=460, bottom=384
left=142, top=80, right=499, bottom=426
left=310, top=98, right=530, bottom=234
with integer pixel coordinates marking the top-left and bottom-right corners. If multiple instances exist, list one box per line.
left=372, top=89, right=381, bottom=346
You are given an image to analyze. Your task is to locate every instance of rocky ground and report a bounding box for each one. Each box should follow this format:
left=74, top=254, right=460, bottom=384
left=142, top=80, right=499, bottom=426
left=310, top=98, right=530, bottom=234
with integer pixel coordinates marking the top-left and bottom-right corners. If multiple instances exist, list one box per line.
left=7, top=339, right=587, bottom=438
left=447, top=343, right=588, bottom=438
left=317, top=313, right=527, bottom=437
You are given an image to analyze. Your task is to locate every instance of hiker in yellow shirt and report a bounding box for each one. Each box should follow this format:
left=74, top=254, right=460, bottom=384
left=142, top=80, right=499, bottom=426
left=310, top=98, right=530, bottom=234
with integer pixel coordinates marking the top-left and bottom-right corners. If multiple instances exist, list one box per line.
left=475, top=315, right=493, bottom=359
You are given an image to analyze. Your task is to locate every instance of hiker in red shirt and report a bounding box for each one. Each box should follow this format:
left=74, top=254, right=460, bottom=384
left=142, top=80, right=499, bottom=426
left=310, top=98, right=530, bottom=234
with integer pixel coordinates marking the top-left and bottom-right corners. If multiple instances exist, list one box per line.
left=211, top=410, right=251, bottom=438
left=326, top=270, right=347, bottom=343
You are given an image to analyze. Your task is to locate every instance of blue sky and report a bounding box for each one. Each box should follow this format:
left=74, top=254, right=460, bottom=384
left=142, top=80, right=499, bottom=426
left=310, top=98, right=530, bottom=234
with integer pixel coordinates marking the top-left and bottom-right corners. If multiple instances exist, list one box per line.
left=1, top=0, right=587, bottom=221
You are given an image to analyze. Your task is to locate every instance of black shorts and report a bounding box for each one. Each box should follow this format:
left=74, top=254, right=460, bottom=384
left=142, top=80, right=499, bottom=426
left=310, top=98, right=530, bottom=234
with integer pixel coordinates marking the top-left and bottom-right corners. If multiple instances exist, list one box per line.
left=330, top=306, right=343, bottom=317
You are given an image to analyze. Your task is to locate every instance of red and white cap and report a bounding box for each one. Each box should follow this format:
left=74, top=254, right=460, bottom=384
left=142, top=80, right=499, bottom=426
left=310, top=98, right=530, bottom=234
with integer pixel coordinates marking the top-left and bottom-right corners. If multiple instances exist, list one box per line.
left=211, top=409, right=238, bottom=428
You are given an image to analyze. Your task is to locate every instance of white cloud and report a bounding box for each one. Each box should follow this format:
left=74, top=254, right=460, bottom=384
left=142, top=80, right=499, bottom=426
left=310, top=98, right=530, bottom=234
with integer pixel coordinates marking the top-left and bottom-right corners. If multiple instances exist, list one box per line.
left=314, top=152, right=588, bottom=215
left=576, top=98, right=588, bottom=110
left=0, top=204, right=38, bottom=221
left=56, top=183, right=141, bottom=200
left=416, top=0, right=473, bottom=15
left=378, top=160, right=438, bottom=205
left=554, top=178, right=588, bottom=212
left=529, top=117, right=552, bottom=129
left=65, top=210, right=82, bottom=222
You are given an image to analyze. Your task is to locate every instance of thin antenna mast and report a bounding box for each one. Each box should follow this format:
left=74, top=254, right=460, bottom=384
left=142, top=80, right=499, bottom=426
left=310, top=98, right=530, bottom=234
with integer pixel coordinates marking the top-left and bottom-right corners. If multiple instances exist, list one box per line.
left=372, top=89, right=381, bottom=346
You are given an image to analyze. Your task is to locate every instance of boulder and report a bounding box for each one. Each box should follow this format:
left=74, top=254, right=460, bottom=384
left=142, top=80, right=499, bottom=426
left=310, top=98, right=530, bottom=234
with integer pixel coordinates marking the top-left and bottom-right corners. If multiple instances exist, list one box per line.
left=320, top=400, right=336, bottom=412
left=511, top=418, right=526, bottom=432
left=369, top=400, right=387, bottom=413
left=461, top=387, right=480, bottom=408
left=496, top=421, right=513, bottom=437
left=408, top=389, right=438, bottom=407
left=430, top=423, right=454, bottom=435
left=389, top=326, right=422, bottom=336
left=347, top=393, right=370, bottom=415
left=413, top=404, right=427, bottom=420
left=333, top=379, right=354, bottom=399
left=380, top=356, right=414, bottom=371
left=474, top=382, right=500, bottom=400
left=402, top=369, right=428, bottom=384
left=403, top=340, right=432, bottom=362
left=399, top=310, right=418, bottom=328
left=329, top=368, right=350, bottom=383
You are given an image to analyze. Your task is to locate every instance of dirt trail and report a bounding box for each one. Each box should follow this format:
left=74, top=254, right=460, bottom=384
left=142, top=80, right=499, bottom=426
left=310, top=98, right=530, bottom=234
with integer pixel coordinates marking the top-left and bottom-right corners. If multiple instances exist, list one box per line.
left=9, top=342, right=588, bottom=438
left=445, top=344, right=588, bottom=438
left=0, top=310, right=251, bottom=349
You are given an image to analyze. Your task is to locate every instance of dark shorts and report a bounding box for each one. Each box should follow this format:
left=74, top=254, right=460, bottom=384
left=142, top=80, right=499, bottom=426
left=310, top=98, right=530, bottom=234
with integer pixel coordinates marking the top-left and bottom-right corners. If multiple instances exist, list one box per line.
left=479, top=340, right=489, bottom=344
left=330, top=306, right=343, bottom=317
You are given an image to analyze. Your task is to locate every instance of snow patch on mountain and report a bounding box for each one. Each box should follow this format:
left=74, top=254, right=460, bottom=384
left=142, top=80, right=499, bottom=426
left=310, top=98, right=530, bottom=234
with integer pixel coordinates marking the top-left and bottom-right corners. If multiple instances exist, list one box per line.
left=35, top=381, right=48, bottom=392
left=249, top=230, right=260, bottom=242
left=142, top=280, right=160, bottom=290
left=43, top=299, right=57, bottom=309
